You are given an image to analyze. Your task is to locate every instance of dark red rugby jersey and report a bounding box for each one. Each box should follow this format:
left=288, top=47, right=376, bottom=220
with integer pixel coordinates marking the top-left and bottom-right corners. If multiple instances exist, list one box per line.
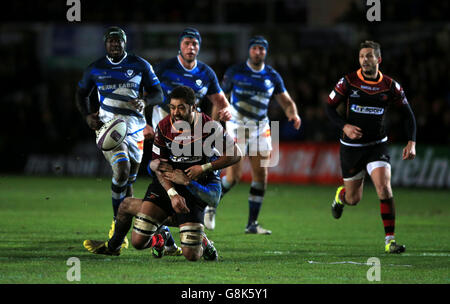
left=152, top=112, right=233, bottom=173
left=327, top=69, right=409, bottom=145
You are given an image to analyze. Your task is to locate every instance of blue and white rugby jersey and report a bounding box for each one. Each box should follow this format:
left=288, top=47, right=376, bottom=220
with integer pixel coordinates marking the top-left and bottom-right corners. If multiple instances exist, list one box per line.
left=78, top=52, right=160, bottom=141
left=222, top=61, right=286, bottom=124
left=154, top=56, right=222, bottom=107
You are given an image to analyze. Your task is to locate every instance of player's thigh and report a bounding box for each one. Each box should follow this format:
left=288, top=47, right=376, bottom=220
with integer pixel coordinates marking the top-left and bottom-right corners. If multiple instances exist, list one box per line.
left=343, top=177, right=365, bottom=205
left=119, top=197, right=143, bottom=217
left=368, top=162, right=392, bottom=199
left=179, top=222, right=204, bottom=261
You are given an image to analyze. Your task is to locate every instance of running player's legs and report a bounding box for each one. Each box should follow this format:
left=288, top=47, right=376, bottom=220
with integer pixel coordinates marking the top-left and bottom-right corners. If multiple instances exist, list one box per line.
left=103, top=142, right=131, bottom=217
left=342, top=177, right=365, bottom=205
left=126, top=159, right=140, bottom=197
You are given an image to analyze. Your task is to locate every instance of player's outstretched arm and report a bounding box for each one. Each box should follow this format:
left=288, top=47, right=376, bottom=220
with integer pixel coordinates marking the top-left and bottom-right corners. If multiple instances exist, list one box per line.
left=208, top=92, right=232, bottom=121
left=275, top=92, right=301, bottom=130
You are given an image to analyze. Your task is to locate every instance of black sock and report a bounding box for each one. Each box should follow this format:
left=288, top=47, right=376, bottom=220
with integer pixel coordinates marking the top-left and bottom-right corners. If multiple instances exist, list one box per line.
left=108, top=218, right=131, bottom=250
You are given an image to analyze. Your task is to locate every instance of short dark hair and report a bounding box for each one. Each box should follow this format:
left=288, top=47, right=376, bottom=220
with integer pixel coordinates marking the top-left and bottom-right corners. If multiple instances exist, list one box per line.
left=360, top=40, right=381, bottom=58
left=169, top=86, right=196, bottom=105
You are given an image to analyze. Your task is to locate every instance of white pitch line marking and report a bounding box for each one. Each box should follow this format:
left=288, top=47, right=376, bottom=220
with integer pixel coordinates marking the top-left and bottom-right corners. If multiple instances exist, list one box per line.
left=307, top=260, right=412, bottom=267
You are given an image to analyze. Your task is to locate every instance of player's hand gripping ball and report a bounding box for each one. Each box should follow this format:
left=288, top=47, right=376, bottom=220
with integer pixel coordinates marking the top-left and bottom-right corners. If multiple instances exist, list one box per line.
left=95, top=118, right=128, bottom=151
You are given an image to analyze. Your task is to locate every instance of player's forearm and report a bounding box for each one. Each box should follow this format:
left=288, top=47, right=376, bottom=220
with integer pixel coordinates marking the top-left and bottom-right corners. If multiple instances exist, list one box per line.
left=283, top=101, right=298, bottom=119
left=402, top=103, right=417, bottom=142
left=75, top=87, right=93, bottom=116
left=185, top=181, right=221, bottom=207
left=325, top=103, right=346, bottom=130
left=206, top=154, right=241, bottom=173
left=150, top=160, right=175, bottom=191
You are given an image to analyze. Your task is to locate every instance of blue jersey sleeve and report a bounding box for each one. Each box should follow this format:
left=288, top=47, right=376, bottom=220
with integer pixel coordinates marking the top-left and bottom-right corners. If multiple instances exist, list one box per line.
left=273, top=70, right=286, bottom=95
left=141, top=58, right=160, bottom=92
left=206, top=66, right=222, bottom=96
left=221, top=66, right=234, bottom=94
left=77, top=65, right=96, bottom=91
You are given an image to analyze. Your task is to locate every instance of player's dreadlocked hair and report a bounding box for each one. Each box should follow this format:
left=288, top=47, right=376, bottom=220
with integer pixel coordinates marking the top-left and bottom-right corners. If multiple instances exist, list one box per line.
left=169, top=86, right=196, bottom=105
left=360, top=40, right=381, bottom=58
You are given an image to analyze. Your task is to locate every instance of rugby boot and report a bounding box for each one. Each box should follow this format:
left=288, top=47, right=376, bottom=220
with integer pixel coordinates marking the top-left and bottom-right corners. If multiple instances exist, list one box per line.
left=385, top=240, right=406, bottom=254
left=245, top=221, right=272, bottom=235
left=83, top=240, right=121, bottom=256
left=331, top=186, right=345, bottom=219
left=202, top=233, right=218, bottom=261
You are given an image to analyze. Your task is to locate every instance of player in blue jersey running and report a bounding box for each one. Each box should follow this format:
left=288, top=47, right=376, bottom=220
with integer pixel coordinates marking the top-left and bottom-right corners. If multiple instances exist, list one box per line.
left=148, top=27, right=231, bottom=131
left=76, top=26, right=180, bottom=255
left=204, top=36, right=301, bottom=234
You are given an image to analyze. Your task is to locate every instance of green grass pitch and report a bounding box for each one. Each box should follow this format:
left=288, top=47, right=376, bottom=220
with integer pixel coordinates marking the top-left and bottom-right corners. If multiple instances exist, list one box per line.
left=0, top=175, right=448, bottom=284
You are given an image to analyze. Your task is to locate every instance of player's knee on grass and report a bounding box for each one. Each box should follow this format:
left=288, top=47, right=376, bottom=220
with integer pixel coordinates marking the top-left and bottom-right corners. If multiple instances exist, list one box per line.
left=179, top=224, right=203, bottom=261
left=131, top=212, right=159, bottom=250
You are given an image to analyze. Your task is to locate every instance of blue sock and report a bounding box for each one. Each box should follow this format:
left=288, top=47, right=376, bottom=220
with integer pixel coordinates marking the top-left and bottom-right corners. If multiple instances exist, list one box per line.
left=247, top=182, right=265, bottom=227
left=161, top=225, right=175, bottom=247
left=111, top=178, right=127, bottom=217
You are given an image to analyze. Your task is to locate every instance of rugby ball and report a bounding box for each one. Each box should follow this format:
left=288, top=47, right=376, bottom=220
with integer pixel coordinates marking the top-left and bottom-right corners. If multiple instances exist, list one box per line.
left=95, top=118, right=128, bottom=151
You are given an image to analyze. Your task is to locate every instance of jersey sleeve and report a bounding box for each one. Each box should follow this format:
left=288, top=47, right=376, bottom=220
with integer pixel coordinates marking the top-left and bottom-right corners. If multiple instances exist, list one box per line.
left=77, top=65, right=96, bottom=91
left=327, top=76, right=349, bottom=107
left=141, top=58, right=160, bottom=90
left=206, top=67, right=222, bottom=96
left=273, top=71, right=287, bottom=95
left=151, top=124, right=169, bottom=160
left=221, top=67, right=234, bottom=94
left=391, top=80, right=417, bottom=141
left=391, top=80, right=409, bottom=106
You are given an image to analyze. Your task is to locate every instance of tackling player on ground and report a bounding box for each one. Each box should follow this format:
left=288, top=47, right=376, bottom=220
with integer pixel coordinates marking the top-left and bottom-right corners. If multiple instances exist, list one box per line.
left=84, top=86, right=241, bottom=261
left=76, top=26, right=180, bottom=253
left=143, top=28, right=232, bottom=255
left=204, top=36, right=301, bottom=234
left=326, top=40, right=417, bottom=253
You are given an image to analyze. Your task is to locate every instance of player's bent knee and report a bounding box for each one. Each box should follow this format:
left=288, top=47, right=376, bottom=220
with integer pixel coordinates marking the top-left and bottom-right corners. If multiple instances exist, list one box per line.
left=346, top=194, right=362, bottom=206
left=182, top=246, right=202, bottom=261
left=376, top=185, right=392, bottom=200
left=179, top=224, right=203, bottom=261
left=131, top=212, right=159, bottom=249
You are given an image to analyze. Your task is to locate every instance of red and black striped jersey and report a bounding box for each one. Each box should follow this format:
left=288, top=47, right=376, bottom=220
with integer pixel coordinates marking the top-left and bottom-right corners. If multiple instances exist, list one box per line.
left=327, top=69, right=409, bottom=146
left=152, top=112, right=233, bottom=183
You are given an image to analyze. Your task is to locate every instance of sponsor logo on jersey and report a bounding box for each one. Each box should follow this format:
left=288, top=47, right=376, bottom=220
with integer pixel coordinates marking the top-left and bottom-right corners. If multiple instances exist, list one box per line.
left=360, top=85, right=380, bottom=91
left=350, top=90, right=360, bottom=98
left=350, top=104, right=384, bottom=115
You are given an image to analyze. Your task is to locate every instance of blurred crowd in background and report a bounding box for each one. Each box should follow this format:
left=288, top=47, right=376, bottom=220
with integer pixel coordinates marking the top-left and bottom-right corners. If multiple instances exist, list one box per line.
left=1, top=0, right=449, bottom=172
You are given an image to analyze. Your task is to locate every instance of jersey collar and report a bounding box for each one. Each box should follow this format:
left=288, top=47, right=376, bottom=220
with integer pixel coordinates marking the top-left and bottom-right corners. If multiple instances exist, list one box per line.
left=357, top=68, right=383, bottom=84
left=106, top=52, right=128, bottom=65
left=246, top=60, right=265, bottom=73
left=177, top=55, right=197, bottom=72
